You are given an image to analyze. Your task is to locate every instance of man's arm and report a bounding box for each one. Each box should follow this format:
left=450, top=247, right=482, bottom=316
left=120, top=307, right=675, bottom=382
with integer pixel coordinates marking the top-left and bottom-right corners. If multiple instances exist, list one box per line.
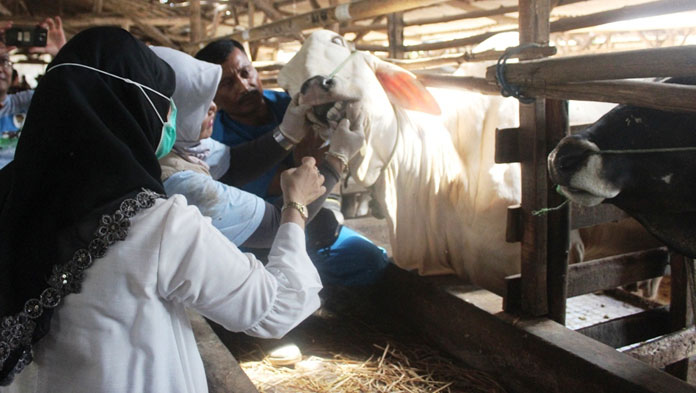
left=0, top=90, right=33, bottom=117
left=217, top=128, right=292, bottom=187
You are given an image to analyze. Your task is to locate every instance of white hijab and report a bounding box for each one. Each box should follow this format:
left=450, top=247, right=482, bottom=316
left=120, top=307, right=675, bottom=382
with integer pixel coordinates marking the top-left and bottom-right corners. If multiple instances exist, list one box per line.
left=151, top=46, right=222, bottom=163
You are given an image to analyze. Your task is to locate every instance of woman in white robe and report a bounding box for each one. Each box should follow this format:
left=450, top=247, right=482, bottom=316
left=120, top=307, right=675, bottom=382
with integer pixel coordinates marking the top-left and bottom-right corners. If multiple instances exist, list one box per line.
left=0, top=26, right=325, bottom=393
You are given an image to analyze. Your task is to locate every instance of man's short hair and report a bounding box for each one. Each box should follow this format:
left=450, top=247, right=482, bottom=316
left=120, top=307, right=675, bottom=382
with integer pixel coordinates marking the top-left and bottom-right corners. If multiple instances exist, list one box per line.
left=195, top=39, right=247, bottom=64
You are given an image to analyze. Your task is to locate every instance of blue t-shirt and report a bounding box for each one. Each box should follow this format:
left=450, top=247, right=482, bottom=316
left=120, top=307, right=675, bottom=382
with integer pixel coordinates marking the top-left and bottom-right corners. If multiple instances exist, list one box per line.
left=212, top=90, right=291, bottom=198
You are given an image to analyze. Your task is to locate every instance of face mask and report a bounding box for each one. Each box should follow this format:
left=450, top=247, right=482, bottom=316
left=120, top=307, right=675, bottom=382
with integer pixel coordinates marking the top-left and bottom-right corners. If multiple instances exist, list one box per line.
left=45, top=62, right=176, bottom=158
left=155, top=99, right=177, bottom=158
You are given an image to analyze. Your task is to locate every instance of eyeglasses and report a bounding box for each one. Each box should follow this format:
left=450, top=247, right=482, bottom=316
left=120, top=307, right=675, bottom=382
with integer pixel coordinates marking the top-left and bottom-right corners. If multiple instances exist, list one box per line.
left=0, top=59, right=12, bottom=68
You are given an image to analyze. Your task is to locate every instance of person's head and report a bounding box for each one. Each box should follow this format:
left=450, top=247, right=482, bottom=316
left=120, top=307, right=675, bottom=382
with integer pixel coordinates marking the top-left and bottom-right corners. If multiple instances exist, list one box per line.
left=151, top=46, right=222, bottom=149
left=0, top=27, right=175, bottom=382
left=0, top=49, right=13, bottom=97
left=195, top=39, right=264, bottom=120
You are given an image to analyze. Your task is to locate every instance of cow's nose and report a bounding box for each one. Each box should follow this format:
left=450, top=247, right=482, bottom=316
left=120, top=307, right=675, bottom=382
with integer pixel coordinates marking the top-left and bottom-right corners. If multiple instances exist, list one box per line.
left=300, top=75, right=335, bottom=95
left=548, top=136, right=595, bottom=185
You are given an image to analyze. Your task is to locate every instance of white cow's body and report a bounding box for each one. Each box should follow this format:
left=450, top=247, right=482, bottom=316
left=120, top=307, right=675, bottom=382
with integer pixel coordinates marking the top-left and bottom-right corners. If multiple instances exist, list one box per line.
left=279, top=30, right=656, bottom=295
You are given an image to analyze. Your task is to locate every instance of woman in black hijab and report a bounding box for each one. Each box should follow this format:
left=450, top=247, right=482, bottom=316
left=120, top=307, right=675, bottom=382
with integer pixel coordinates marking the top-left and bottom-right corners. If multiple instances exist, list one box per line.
left=0, top=27, right=324, bottom=392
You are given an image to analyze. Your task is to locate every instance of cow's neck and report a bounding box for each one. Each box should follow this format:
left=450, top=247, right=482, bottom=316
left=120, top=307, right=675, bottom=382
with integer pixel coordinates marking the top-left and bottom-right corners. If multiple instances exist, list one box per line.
left=374, top=105, right=520, bottom=294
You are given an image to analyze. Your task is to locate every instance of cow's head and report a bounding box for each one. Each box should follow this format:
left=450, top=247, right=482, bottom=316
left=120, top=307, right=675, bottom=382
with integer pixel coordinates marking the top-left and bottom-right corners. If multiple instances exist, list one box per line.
left=547, top=77, right=696, bottom=257
left=278, top=30, right=440, bottom=187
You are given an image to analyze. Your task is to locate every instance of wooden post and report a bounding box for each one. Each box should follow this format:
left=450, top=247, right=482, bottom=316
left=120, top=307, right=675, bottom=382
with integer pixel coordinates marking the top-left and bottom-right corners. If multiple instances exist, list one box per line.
left=247, top=0, right=257, bottom=61
left=92, top=0, right=103, bottom=14
left=666, top=254, right=694, bottom=379
left=518, top=0, right=551, bottom=317
left=545, top=99, right=570, bottom=324
left=190, top=0, right=202, bottom=44
left=327, top=0, right=339, bottom=33
left=387, top=12, right=404, bottom=60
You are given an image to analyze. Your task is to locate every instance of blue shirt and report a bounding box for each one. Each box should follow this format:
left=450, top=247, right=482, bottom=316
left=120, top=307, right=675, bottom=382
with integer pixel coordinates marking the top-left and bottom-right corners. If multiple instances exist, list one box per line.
left=212, top=90, right=291, bottom=198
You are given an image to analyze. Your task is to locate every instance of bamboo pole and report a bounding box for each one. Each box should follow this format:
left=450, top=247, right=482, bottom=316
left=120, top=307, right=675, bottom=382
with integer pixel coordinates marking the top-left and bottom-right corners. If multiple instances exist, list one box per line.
left=485, top=45, right=696, bottom=87
left=387, top=45, right=557, bottom=70
left=357, top=28, right=516, bottom=52
left=201, top=0, right=451, bottom=44
left=190, top=0, right=202, bottom=44
left=522, top=80, right=696, bottom=114
left=414, top=73, right=500, bottom=95
left=550, top=0, right=696, bottom=34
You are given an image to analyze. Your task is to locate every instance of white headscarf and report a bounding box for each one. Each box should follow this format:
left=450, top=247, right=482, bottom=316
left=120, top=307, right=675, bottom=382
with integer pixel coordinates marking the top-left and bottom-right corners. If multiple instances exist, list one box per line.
left=151, top=46, right=222, bottom=163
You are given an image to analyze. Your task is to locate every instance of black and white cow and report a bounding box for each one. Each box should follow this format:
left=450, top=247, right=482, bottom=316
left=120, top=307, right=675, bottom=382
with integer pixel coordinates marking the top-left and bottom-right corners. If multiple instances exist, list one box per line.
left=548, top=77, right=696, bottom=257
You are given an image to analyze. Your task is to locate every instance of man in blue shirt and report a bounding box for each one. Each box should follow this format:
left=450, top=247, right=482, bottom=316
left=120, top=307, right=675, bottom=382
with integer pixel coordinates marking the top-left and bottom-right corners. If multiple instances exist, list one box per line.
left=196, top=39, right=389, bottom=286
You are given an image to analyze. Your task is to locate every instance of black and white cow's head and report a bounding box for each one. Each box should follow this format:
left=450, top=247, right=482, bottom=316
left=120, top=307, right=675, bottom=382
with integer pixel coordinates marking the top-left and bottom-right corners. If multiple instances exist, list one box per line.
left=547, top=77, right=696, bottom=257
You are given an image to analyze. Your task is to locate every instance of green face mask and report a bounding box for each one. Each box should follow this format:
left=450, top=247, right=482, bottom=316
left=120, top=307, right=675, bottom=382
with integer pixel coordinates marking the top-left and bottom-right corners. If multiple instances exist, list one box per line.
left=45, top=62, right=177, bottom=159
left=155, top=99, right=177, bottom=159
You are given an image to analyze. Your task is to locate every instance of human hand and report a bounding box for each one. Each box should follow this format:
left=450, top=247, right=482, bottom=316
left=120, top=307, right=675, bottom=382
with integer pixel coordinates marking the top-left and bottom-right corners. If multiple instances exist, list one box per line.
left=280, top=156, right=326, bottom=206
left=0, top=21, right=16, bottom=52
left=30, top=17, right=66, bottom=56
left=326, top=102, right=365, bottom=167
left=278, top=94, right=311, bottom=144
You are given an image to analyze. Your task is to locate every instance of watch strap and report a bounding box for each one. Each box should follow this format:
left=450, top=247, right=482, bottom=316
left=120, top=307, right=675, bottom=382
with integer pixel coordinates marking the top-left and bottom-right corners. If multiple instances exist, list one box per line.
left=282, top=201, right=308, bottom=220
left=273, top=127, right=296, bottom=151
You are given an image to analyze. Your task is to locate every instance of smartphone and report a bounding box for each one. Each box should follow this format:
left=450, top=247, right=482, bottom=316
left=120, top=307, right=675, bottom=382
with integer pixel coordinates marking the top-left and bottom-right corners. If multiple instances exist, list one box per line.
left=5, top=26, right=47, bottom=47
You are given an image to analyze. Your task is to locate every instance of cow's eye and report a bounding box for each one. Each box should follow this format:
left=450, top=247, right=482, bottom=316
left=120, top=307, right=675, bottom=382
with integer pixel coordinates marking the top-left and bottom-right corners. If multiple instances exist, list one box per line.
left=331, top=36, right=346, bottom=47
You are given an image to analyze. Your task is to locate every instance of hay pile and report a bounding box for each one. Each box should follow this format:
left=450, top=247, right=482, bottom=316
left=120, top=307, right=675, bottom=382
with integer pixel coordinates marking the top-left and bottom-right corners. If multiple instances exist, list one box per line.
left=232, top=287, right=507, bottom=393
left=241, top=342, right=506, bottom=393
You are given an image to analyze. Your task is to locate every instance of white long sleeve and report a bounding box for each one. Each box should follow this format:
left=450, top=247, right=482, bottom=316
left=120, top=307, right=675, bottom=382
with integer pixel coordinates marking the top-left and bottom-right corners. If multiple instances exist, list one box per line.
left=7, top=196, right=321, bottom=393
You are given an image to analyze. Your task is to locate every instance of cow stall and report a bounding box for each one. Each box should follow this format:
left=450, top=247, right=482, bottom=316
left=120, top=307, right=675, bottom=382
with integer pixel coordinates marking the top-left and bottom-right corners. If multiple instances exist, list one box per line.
left=4, top=0, right=694, bottom=392
left=202, top=1, right=696, bottom=392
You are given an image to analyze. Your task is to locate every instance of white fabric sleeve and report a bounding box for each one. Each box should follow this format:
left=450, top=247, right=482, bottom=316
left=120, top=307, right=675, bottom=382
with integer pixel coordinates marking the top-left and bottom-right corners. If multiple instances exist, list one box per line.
left=0, top=90, right=34, bottom=117
left=199, top=138, right=231, bottom=180
left=156, top=196, right=322, bottom=339
left=163, top=171, right=264, bottom=246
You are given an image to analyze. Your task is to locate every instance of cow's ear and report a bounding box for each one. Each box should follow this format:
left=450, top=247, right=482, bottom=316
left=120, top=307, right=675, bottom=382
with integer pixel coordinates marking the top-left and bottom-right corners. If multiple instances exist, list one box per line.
left=374, top=61, right=441, bottom=115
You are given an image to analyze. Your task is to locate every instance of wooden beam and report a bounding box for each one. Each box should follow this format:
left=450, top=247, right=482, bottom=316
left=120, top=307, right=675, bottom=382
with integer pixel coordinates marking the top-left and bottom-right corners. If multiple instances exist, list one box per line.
left=566, top=248, right=669, bottom=298
left=407, top=5, right=519, bottom=27
left=0, top=15, right=190, bottom=27
left=254, top=0, right=284, bottom=21
left=550, top=0, right=696, bottom=34
left=414, top=73, right=499, bottom=95
left=209, top=0, right=451, bottom=43
left=570, top=204, right=628, bottom=230
left=521, top=80, right=696, bottom=114
left=624, top=326, right=696, bottom=369
left=545, top=98, right=570, bottom=324
left=505, top=249, right=669, bottom=315
left=92, top=0, right=104, bottom=14
left=131, top=17, right=176, bottom=47
left=485, top=45, right=696, bottom=86
left=190, top=0, right=203, bottom=43
left=0, top=2, right=10, bottom=16
left=517, top=0, right=551, bottom=317
left=665, top=254, right=694, bottom=379
left=578, top=307, right=671, bottom=348
left=376, top=266, right=696, bottom=393
left=387, top=12, right=404, bottom=59
left=446, top=1, right=518, bottom=26
left=189, top=312, right=259, bottom=393
left=403, top=28, right=517, bottom=52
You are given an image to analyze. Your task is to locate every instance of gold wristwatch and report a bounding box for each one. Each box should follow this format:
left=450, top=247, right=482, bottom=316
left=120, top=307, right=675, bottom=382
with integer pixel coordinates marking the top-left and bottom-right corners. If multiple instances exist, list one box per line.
left=282, top=201, right=308, bottom=220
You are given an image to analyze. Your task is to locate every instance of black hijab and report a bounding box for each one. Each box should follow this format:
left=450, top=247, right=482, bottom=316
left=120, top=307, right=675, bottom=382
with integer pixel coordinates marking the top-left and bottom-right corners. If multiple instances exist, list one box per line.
left=0, top=27, right=175, bottom=383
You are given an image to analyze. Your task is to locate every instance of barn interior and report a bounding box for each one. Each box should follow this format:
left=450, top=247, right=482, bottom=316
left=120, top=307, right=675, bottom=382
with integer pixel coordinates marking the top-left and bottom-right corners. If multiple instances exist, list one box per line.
left=2, top=0, right=696, bottom=392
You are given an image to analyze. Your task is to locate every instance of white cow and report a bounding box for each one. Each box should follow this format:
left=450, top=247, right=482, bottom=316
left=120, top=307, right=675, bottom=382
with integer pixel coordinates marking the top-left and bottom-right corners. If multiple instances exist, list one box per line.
left=279, top=30, right=660, bottom=295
